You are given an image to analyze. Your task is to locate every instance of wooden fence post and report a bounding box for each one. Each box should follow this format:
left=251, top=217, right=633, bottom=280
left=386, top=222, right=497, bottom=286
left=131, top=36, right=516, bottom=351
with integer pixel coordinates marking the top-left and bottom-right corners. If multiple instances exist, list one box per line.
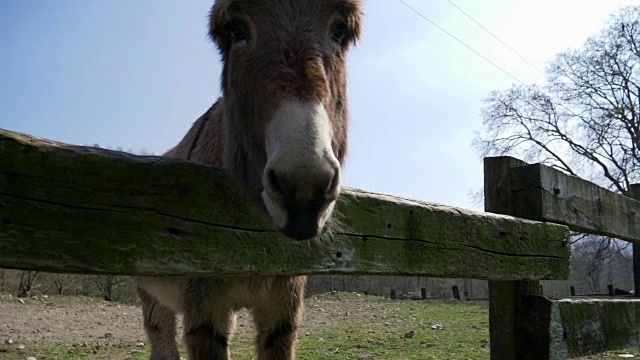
left=635, top=242, right=640, bottom=297
left=452, top=285, right=460, bottom=300
left=630, top=184, right=640, bottom=298
left=485, top=156, right=542, bottom=360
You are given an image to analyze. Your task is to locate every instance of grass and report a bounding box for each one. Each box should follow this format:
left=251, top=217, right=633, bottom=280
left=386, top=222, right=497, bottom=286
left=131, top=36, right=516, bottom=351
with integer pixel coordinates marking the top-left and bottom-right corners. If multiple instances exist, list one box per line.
left=296, top=294, right=489, bottom=360
left=1, top=293, right=638, bottom=359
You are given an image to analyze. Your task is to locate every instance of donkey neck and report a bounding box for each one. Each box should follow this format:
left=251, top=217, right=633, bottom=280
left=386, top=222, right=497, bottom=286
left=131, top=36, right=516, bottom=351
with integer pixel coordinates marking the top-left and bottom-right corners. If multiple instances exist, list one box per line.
left=163, top=100, right=225, bottom=169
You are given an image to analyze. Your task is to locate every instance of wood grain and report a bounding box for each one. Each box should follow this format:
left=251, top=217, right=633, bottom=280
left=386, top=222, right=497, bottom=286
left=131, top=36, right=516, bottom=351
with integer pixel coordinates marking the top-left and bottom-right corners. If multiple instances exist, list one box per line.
left=511, top=163, right=640, bottom=243
left=0, top=129, right=570, bottom=279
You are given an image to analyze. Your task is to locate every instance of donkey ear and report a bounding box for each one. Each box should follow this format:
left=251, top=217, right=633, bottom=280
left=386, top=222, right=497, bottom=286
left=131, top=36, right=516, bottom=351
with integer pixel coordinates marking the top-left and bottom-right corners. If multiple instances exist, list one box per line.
left=208, top=2, right=233, bottom=53
left=348, top=9, right=363, bottom=45
left=336, top=0, right=364, bottom=46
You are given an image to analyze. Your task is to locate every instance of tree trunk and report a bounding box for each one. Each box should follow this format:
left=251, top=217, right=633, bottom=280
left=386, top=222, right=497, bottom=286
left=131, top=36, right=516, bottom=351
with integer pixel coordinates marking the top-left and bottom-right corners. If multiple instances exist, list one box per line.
left=0, top=269, right=5, bottom=293
left=80, top=276, right=92, bottom=297
left=18, top=271, right=38, bottom=297
left=51, top=273, right=73, bottom=295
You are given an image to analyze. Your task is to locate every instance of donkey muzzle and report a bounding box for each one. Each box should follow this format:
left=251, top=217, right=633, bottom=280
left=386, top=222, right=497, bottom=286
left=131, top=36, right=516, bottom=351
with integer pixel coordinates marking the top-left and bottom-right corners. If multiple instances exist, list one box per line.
left=262, top=100, right=341, bottom=240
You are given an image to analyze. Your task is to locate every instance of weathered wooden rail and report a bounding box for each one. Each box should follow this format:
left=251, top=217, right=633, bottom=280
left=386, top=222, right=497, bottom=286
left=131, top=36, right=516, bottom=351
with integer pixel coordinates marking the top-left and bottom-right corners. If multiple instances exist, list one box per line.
left=0, top=128, right=638, bottom=359
left=0, top=129, right=569, bottom=279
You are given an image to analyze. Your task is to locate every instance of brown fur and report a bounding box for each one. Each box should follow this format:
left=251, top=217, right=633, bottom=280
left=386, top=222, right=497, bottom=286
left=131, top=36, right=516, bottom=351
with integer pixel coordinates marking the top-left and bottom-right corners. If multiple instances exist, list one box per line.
left=136, top=1, right=362, bottom=359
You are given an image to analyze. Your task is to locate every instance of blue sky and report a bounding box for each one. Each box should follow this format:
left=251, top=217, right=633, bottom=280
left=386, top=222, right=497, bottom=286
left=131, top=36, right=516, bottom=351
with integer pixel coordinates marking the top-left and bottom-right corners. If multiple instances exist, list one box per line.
left=1, top=0, right=637, bottom=209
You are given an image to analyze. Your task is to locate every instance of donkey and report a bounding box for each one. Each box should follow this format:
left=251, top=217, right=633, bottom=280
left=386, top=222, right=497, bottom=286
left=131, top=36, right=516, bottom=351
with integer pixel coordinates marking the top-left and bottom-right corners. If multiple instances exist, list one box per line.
left=135, top=1, right=363, bottom=359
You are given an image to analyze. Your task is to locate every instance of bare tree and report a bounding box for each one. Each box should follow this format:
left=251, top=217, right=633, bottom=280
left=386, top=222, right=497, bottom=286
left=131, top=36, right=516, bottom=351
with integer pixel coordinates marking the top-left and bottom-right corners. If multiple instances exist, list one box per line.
left=573, top=237, right=614, bottom=293
left=473, top=5, right=640, bottom=288
left=17, top=271, right=38, bottom=297
left=570, top=236, right=633, bottom=293
left=78, top=275, right=93, bottom=297
left=48, top=273, right=74, bottom=295
left=475, top=6, right=640, bottom=191
left=93, top=275, right=130, bottom=302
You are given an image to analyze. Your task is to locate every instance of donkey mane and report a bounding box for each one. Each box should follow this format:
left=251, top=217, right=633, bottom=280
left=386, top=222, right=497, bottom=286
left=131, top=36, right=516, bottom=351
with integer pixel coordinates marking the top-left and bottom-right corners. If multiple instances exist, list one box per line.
left=164, top=102, right=221, bottom=163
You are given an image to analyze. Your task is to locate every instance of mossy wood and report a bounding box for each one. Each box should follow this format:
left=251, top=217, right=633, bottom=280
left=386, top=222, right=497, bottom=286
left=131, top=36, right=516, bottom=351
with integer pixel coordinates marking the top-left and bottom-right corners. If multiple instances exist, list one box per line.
left=517, top=296, right=640, bottom=359
left=0, top=129, right=569, bottom=279
left=511, top=163, right=640, bottom=243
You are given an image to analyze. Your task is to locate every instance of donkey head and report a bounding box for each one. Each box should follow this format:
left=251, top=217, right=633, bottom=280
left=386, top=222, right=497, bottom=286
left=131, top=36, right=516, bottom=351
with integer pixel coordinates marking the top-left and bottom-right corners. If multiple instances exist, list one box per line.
left=210, top=0, right=362, bottom=240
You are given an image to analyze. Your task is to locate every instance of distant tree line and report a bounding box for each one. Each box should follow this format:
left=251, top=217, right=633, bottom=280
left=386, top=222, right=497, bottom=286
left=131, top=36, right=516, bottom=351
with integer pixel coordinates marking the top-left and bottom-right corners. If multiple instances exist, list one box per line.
left=0, top=270, right=137, bottom=303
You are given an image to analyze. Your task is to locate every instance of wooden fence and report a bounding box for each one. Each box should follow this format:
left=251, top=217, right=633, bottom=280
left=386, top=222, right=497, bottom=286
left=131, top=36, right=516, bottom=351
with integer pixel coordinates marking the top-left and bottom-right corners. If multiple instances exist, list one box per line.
left=0, top=128, right=638, bottom=359
left=484, top=157, right=639, bottom=359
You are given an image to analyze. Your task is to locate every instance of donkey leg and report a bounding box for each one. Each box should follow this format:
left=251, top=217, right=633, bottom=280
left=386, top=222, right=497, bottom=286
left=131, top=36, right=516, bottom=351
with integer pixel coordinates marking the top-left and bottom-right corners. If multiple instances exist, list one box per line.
left=183, top=279, right=236, bottom=360
left=137, top=286, right=180, bottom=360
left=253, top=276, right=306, bottom=360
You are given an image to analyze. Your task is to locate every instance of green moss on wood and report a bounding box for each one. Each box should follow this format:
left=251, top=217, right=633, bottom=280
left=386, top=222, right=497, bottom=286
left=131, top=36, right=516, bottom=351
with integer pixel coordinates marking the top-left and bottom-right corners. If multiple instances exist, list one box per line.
left=558, top=299, right=640, bottom=357
left=0, top=128, right=570, bottom=279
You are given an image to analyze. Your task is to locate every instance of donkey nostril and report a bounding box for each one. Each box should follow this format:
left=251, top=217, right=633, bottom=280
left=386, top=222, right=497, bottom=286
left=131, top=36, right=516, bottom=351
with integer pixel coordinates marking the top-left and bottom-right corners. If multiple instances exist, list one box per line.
left=268, top=169, right=284, bottom=196
left=325, top=169, right=340, bottom=200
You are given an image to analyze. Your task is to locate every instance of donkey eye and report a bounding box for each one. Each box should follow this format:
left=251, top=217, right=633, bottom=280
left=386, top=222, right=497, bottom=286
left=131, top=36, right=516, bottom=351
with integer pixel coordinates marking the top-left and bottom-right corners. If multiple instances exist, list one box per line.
left=226, top=20, right=248, bottom=43
left=331, top=23, right=349, bottom=44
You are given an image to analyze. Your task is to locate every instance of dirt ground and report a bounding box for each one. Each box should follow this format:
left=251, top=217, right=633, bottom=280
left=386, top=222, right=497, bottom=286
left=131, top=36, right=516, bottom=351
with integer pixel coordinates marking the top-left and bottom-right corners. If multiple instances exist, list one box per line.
left=0, top=292, right=399, bottom=351
left=0, top=294, right=148, bottom=349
